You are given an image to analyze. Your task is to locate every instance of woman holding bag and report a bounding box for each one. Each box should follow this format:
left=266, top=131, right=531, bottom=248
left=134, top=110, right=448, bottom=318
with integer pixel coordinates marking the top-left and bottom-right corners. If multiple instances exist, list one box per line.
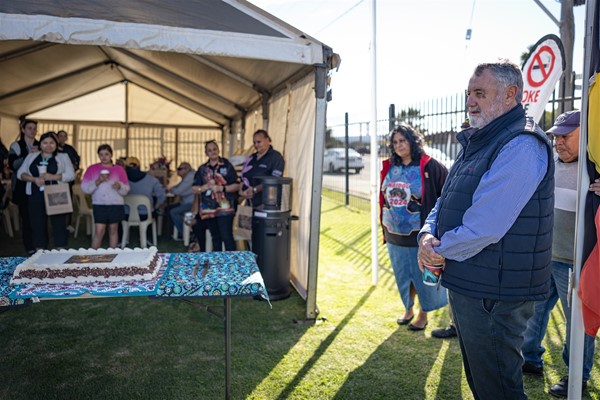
left=191, top=140, right=239, bottom=251
left=17, top=131, right=75, bottom=250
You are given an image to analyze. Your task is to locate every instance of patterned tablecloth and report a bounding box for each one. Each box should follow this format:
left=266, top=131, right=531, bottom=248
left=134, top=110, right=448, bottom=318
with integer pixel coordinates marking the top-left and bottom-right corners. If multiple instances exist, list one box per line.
left=0, top=251, right=268, bottom=306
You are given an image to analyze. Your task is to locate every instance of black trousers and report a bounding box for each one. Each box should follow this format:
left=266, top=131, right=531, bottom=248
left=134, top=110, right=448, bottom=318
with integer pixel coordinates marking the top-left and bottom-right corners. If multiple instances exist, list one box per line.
left=28, top=193, right=68, bottom=249
left=16, top=197, right=35, bottom=253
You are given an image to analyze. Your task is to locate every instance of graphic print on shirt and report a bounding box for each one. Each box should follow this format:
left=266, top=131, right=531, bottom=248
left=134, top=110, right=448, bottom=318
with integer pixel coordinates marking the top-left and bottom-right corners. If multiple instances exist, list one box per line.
left=382, top=165, right=421, bottom=235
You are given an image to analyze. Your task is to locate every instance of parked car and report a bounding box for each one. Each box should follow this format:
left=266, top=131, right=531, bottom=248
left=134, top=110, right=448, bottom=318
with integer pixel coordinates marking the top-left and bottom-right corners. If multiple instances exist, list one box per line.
left=323, top=148, right=364, bottom=174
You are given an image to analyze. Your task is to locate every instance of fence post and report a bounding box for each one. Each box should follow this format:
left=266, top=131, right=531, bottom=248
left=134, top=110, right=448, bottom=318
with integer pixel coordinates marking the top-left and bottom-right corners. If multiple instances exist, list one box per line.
left=388, top=104, right=395, bottom=132
left=345, top=112, right=350, bottom=206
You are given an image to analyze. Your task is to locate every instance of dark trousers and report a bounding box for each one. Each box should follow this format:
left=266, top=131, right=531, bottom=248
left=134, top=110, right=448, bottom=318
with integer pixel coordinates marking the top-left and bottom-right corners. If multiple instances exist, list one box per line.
left=192, top=217, right=221, bottom=252
left=449, top=290, right=534, bottom=400
left=17, top=197, right=35, bottom=253
left=28, top=195, right=68, bottom=249
left=208, top=214, right=236, bottom=251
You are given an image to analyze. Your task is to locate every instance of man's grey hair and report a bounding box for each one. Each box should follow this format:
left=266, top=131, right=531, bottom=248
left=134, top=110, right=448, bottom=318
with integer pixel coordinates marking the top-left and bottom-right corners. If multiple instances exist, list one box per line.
left=474, top=59, right=523, bottom=104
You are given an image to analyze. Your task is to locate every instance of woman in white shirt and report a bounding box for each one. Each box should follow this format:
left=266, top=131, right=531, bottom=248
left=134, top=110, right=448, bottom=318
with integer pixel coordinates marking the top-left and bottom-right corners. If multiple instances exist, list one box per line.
left=17, top=131, right=75, bottom=250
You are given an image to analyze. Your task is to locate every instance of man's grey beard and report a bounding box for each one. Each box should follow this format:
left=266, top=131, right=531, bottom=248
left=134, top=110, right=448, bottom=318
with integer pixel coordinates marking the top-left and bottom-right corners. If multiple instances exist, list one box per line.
left=469, top=94, right=508, bottom=129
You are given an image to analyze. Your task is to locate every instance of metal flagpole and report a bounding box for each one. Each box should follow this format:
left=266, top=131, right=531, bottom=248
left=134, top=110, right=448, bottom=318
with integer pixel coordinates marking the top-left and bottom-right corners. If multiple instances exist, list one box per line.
left=370, top=0, right=379, bottom=285
left=568, top=1, right=597, bottom=398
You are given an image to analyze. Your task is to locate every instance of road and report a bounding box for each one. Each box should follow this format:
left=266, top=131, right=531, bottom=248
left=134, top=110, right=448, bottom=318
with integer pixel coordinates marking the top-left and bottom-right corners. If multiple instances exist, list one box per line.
left=321, top=154, right=372, bottom=198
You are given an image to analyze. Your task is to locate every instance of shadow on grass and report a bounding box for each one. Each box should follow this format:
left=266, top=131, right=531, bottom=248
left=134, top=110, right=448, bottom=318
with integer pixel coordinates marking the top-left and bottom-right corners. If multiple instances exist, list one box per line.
left=0, top=289, right=311, bottom=400
left=332, top=329, right=464, bottom=399
left=275, top=285, right=377, bottom=400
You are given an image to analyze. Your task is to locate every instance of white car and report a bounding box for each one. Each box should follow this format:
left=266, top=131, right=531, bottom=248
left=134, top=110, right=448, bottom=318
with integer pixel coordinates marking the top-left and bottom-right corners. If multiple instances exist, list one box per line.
left=323, top=148, right=364, bottom=174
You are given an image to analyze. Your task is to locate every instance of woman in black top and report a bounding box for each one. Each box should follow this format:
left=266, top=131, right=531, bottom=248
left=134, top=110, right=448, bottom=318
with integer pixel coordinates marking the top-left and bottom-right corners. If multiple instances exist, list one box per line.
left=238, top=129, right=285, bottom=207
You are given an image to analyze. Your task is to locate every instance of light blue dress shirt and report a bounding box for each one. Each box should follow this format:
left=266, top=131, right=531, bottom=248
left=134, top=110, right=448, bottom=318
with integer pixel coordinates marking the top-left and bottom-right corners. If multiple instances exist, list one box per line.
left=420, top=133, right=549, bottom=262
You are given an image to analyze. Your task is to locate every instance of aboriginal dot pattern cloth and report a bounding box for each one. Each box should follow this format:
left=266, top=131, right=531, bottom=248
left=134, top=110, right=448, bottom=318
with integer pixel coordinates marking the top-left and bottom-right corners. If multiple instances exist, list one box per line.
left=0, top=252, right=268, bottom=306
left=154, top=251, right=268, bottom=299
left=0, top=257, right=29, bottom=307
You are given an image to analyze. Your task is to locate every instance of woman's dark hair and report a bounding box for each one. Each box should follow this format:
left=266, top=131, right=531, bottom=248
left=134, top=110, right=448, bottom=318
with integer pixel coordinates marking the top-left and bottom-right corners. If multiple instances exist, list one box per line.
left=18, top=119, right=37, bottom=140
left=204, top=139, right=219, bottom=151
left=253, top=129, right=271, bottom=141
left=97, top=144, right=113, bottom=155
left=389, top=124, right=425, bottom=166
left=39, top=131, right=59, bottom=156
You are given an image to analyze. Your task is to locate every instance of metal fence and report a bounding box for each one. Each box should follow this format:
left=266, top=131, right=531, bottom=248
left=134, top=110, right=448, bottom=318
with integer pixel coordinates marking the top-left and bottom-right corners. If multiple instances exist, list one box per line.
left=324, top=77, right=582, bottom=208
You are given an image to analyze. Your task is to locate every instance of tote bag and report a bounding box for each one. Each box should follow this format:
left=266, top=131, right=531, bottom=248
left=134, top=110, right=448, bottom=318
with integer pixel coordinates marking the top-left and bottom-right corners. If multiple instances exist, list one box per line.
left=233, top=200, right=253, bottom=241
left=44, top=182, right=74, bottom=216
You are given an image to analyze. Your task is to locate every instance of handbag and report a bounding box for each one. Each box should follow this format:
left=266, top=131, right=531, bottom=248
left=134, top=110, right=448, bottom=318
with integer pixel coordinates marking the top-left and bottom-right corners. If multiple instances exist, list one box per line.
left=233, top=200, right=253, bottom=241
left=43, top=182, right=74, bottom=216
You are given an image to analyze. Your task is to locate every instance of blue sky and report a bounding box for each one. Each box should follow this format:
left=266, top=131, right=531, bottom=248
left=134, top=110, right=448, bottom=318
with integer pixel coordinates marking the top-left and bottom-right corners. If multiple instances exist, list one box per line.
left=252, top=0, right=587, bottom=126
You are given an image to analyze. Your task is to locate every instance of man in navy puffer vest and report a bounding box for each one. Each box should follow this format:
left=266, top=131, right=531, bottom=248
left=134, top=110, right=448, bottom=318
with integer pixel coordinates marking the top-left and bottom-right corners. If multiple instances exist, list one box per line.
left=418, top=60, right=554, bottom=400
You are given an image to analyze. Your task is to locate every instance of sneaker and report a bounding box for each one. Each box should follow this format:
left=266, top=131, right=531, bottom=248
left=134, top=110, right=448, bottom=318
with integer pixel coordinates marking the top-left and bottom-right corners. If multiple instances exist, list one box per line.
left=431, top=325, right=457, bottom=339
left=66, top=225, right=75, bottom=233
left=549, top=376, right=587, bottom=398
left=522, top=362, right=543, bottom=377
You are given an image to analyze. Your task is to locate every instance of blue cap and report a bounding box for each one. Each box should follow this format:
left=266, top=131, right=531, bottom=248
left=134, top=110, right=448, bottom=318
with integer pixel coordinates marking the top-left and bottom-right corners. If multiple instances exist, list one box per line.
left=547, top=111, right=580, bottom=135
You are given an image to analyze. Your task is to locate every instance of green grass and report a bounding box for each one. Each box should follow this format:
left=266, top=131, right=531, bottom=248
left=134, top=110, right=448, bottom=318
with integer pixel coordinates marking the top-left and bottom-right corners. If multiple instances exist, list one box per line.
left=0, top=199, right=598, bottom=399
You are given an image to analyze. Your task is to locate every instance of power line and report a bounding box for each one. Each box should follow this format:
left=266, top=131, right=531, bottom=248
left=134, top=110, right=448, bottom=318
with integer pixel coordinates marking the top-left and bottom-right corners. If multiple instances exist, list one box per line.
left=314, top=0, right=365, bottom=34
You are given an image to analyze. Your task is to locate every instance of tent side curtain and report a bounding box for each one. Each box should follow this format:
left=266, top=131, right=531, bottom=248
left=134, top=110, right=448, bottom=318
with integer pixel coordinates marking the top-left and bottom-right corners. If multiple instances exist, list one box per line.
left=269, top=74, right=316, bottom=298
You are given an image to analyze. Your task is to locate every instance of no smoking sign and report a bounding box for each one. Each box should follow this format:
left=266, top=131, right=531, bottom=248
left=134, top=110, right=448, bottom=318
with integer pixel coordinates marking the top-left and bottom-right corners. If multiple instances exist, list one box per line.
left=521, top=34, right=565, bottom=122
left=526, top=45, right=556, bottom=88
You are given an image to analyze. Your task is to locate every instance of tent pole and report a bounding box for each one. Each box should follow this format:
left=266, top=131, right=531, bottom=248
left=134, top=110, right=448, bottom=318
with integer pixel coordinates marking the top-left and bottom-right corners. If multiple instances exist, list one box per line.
left=306, top=65, right=328, bottom=320
left=370, top=0, right=379, bottom=285
left=568, top=1, right=597, bottom=398
left=124, top=81, right=130, bottom=156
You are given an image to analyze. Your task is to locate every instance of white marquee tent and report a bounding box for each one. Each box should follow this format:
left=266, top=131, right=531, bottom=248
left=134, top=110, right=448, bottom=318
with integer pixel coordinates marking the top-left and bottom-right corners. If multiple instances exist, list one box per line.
left=0, top=0, right=340, bottom=319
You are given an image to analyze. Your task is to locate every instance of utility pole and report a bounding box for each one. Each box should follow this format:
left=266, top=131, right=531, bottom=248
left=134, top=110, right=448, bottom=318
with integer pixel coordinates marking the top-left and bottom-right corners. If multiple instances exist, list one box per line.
left=532, top=0, right=577, bottom=101
left=559, top=0, right=575, bottom=100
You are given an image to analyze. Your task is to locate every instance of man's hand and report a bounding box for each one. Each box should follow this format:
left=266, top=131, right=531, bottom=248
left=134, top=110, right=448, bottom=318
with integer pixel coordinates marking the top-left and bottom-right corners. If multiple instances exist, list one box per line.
left=418, top=233, right=445, bottom=272
left=590, top=179, right=600, bottom=196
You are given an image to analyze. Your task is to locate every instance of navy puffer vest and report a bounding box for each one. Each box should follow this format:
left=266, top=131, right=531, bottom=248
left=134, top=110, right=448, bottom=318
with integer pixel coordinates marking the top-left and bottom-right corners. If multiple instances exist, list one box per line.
left=438, top=107, right=554, bottom=301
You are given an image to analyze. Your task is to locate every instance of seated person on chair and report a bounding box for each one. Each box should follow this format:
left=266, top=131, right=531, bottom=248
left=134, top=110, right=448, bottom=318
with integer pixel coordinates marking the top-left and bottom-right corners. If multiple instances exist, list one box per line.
left=167, top=162, right=195, bottom=239
left=124, top=157, right=166, bottom=222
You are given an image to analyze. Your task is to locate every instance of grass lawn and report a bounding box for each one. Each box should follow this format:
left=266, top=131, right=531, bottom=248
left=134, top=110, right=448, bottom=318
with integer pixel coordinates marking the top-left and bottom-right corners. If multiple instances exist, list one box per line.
left=0, top=197, right=598, bottom=399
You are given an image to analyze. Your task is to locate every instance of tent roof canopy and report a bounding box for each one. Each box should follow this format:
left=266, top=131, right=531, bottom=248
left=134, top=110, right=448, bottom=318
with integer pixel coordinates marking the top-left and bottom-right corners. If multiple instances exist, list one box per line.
left=0, top=0, right=336, bottom=126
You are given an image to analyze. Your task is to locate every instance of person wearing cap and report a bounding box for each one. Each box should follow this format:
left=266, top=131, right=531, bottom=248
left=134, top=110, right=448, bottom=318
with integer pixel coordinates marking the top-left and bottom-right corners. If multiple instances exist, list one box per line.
left=125, top=156, right=166, bottom=227
left=521, top=110, right=595, bottom=398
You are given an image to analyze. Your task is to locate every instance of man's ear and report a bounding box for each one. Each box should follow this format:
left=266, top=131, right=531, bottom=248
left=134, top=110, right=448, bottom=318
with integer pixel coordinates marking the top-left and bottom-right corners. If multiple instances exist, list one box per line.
left=505, top=85, right=518, bottom=105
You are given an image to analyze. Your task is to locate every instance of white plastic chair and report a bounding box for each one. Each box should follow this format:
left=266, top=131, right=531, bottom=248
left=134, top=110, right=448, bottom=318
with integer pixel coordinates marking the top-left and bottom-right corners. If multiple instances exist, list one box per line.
left=121, top=194, right=157, bottom=249
left=72, top=184, right=94, bottom=239
left=172, top=223, right=192, bottom=246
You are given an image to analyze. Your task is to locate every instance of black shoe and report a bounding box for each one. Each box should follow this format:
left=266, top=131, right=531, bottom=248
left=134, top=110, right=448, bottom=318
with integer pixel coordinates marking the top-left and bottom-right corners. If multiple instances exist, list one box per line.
left=549, top=376, right=587, bottom=398
left=396, top=315, right=414, bottom=326
left=522, top=362, right=543, bottom=377
left=431, top=325, right=457, bottom=339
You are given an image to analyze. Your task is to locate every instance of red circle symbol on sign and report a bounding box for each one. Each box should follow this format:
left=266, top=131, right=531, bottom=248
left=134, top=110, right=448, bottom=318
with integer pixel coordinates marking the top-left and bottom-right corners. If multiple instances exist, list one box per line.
left=527, top=45, right=555, bottom=88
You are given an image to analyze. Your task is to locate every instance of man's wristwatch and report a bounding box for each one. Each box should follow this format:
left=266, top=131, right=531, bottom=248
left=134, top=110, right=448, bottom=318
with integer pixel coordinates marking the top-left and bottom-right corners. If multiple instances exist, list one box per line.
left=252, top=187, right=257, bottom=194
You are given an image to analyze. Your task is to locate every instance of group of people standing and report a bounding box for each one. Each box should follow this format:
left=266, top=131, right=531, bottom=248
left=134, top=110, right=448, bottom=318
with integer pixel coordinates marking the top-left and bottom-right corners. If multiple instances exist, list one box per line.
left=6, top=124, right=283, bottom=255
left=8, top=121, right=80, bottom=254
left=382, top=60, right=595, bottom=399
left=78, top=129, right=284, bottom=252
left=190, top=129, right=284, bottom=251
